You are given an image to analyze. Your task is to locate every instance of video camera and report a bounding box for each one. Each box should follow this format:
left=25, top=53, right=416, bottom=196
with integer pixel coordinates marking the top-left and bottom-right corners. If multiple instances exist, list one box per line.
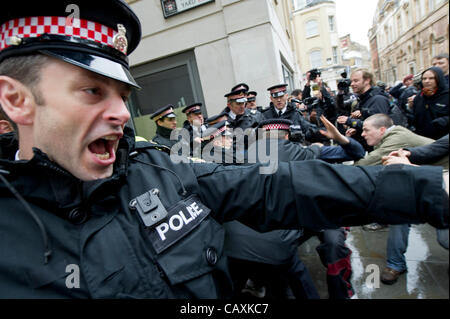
left=309, top=68, right=321, bottom=81
left=302, top=97, right=319, bottom=111
left=289, top=125, right=305, bottom=143
left=337, top=71, right=351, bottom=92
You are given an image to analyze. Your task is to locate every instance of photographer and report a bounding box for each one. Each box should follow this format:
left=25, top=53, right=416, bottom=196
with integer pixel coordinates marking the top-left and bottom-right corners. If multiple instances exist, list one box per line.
left=336, top=69, right=391, bottom=151
left=302, top=69, right=337, bottom=126
left=335, top=72, right=358, bottom=134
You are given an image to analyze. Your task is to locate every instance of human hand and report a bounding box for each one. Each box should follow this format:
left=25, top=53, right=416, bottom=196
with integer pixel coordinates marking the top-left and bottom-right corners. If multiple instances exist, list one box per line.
left=381, top=155, right=415, bottom=166
left=387, top=149, right=411, bottom=158
left=319, top=115, right=349, bottom=145
left=337, top=116, right=348, bottom=124
left=351, top=110, right=361, bottom=118
left=407, top=95, right=416, bottom=109
left=345, top=128, right=356, bottom=136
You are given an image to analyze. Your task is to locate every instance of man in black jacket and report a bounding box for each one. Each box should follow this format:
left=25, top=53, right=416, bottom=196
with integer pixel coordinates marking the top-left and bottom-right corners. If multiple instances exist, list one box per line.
left=0, top=0, right=447, bottom=299
left=337, top=69, right=391, bottom=129
left=337, top=69, right=391, bottom=150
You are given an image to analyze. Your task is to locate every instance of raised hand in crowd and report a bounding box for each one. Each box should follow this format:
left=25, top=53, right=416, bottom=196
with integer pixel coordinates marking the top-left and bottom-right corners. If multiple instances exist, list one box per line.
left=319, top=115, right=349, bottom=145
left=351, top=110, right=362, bottom=118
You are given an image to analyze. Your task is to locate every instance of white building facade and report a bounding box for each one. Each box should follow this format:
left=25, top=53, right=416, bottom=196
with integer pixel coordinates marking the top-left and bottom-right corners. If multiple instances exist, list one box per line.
left=126, top=0, right=302, bottom=140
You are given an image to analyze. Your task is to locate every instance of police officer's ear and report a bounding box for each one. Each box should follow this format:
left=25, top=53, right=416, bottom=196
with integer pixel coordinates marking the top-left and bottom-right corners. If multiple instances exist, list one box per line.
left=0, top=76, right=36, bottom=126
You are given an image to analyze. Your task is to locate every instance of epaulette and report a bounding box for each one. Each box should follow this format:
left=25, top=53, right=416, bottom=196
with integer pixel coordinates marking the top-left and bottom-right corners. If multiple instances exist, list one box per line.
left=261, top=107, right=271, bottom=113
left=134, top=140, right=171, bottom=154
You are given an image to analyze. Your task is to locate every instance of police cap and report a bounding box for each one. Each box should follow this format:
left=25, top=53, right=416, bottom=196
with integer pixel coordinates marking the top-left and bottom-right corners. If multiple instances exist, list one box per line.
left=150, top=104, right=176, bottom=122
left=267, top=84, right=288, bottom=98
left=0, top=0, right=141, bottom=88
left=182, top=103, right=202, bottom=115
left=224, top=88, right=247, bottom=98
left=247, top=91, right=257, bottom=102
left=206, top=112, right=228, bottom=126
left=258, top=119, right=292, bottom=131
left=203, top=120, right=231, bottom=140
left=231, top=83, right=249, bottom=93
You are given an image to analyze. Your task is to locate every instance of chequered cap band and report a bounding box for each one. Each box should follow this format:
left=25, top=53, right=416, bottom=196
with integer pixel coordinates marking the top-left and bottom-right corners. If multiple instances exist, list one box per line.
left=211, top=125, right=227, bottom=138
left=262, top=124, right=290, bottom=131
left=153, top=108, right=174, bottom=121
left=0, top=16, right=118, bottom=51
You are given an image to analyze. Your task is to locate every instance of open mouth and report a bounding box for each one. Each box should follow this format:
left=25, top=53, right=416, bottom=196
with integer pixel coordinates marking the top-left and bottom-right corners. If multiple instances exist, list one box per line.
left=87, top=135, right=119, bottom=163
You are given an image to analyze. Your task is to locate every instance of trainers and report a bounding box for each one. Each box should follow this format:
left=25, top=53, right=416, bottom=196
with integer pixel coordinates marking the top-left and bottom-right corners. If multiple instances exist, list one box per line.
left=362, top=223, right=388, bottom=231
left=381, top=267, right=406, bottom=285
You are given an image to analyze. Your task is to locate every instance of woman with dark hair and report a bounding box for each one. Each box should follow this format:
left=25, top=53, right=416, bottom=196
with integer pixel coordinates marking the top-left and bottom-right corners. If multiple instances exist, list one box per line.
left=412, top=66, right=449, bottom=139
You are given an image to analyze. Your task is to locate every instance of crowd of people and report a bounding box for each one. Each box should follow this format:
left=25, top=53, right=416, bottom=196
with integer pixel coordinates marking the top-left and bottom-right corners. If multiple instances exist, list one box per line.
left=147, top=54, right=449, bottom=299
left=0, top=0, right=448, bottom=300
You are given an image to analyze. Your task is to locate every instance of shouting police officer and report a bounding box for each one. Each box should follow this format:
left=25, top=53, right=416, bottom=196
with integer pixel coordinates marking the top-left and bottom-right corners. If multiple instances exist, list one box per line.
left=0, top=0, right=448, bottom=299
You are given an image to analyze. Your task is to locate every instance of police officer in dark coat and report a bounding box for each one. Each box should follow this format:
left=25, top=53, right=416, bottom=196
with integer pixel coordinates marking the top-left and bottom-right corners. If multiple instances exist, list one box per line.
left=150, top=104, right=178, bottom=148
left=246, top=119, right=361, bottom=299
left=225, top=119, right=320, bottom=299
left=181, top=103, right=207, bottom=157
left=200, top=120, right=237, bottom=164
left=246, top=91, right=265, bottom=122
left=0, top=0, right=448, bottom=299
left=223, top=89, right=259, bottom=131
left=262, top=84, right=322, bottom=144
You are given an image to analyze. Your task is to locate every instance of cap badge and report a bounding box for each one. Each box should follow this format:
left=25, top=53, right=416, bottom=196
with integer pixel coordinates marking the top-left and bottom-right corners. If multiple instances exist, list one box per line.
left=6, top=36, right=22, bottom=46
left=113, top=24, right=128, bottom=54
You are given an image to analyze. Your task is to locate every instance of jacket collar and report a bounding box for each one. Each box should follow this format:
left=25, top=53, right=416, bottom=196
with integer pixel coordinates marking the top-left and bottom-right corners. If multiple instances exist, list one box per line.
left=156, top=124, right=173, bottom=138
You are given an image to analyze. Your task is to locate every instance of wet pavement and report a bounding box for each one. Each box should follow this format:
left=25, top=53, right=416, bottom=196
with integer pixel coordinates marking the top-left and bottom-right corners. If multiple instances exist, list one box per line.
left=298, top=224, right=449, bottom=299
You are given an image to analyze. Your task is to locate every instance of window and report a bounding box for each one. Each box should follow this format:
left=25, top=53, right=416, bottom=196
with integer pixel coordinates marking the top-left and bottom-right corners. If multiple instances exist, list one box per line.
left=405, top=9, right=412, bottom=28
left=408, top=62, right=416, bottom=75
left=282, top=63, right=294, bottom=90
left=397, top=15, right=402, bottom=37
left=306, top=20, right=319, bottom=37
left=332, top=46, right=338, bottom=64
left=129, top=51, right=204, bottom=140
left=328, top=16, right=335, bottom=32
left=428, top=0, right=435, bottom=12
left=415, top=0, right=422, bottom=20
left=310, top=50, right=322, bottom=69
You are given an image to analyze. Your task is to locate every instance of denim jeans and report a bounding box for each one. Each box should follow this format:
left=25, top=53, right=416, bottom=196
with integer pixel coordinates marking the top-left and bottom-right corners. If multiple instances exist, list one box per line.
left=386, top=224, right=410, bottom=272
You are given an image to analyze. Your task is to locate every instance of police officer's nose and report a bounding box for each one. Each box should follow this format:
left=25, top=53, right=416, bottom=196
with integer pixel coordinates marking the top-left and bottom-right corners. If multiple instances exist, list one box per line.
left=104, top=96, right=131, bottom=126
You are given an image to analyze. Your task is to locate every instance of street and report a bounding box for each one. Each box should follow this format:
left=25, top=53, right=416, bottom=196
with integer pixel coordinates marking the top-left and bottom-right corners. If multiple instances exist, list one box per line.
left=299, top=224, right=449, bottom=299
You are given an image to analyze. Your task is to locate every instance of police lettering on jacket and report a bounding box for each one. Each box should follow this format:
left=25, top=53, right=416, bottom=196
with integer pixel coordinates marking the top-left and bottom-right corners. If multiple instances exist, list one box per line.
left=148, top=196, right=210, bottom=254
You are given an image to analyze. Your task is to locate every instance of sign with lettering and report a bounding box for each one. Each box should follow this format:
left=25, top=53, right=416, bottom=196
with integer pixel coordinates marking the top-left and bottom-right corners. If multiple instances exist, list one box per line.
left=147, top=195, right=211, bottom=254
left=161, top=0, right=215, bottom=18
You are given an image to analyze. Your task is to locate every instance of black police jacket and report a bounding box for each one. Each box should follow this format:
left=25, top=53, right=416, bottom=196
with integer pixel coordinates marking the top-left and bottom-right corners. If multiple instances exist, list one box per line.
left=151, top=125, right=178, bottom=149
left=0, top=129, right=447, bottom=298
